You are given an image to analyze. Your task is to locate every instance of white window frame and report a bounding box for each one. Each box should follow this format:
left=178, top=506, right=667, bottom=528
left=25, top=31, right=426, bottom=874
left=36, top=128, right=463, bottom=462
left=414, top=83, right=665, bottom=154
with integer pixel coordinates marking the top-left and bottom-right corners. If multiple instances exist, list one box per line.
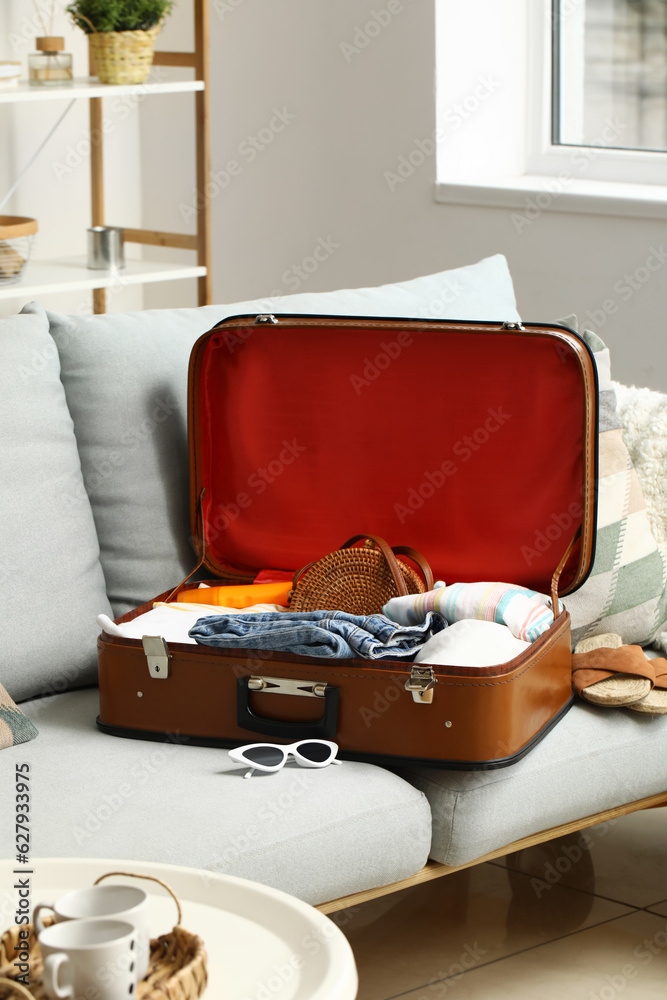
left=435, top=0, right=667, bottom=219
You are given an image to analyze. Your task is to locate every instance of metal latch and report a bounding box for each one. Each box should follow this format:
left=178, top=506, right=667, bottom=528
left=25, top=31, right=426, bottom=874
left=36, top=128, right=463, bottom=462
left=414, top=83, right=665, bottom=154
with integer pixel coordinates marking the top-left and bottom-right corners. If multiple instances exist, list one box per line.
left=142, top=636, right=171, bottom=679
left=405, top=665, right=436, bottom=704
left=255, top=314, right=278, bottom=324
left=247, top=675, right=328, bottom=698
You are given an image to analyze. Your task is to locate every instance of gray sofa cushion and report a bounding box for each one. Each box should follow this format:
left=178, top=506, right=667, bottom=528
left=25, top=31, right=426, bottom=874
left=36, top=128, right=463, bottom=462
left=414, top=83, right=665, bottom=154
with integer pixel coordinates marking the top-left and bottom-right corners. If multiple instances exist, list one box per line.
left=0, top=307, right=113, bottom=702
left=402, top=700, right=667, bottom=867
left=3, top=689, right=432, bottom=905
left=44, top=255, right=520, bottom=616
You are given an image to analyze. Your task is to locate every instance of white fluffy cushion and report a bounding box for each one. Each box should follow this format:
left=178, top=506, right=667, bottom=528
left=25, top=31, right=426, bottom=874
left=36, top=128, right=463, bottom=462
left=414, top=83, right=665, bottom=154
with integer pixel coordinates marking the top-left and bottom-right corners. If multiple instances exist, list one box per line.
left=614, top=382, right=667, bottom=549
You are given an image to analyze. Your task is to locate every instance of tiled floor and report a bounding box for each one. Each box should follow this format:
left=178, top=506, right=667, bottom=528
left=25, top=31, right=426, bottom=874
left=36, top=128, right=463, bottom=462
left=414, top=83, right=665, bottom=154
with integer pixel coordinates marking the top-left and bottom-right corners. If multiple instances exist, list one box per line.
left=338, top=809, right=667, bottom=999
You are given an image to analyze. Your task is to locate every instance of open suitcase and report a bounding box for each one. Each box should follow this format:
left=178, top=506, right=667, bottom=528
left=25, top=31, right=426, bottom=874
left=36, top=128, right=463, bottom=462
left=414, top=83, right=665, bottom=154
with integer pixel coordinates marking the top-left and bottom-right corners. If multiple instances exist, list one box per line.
left=97, top=314, right=598, bottom=769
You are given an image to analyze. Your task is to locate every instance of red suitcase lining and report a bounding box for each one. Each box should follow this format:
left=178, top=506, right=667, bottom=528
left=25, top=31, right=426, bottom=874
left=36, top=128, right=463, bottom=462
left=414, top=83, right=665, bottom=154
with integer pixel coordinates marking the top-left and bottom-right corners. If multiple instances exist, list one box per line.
left=195, top=319, right=594, bottom=595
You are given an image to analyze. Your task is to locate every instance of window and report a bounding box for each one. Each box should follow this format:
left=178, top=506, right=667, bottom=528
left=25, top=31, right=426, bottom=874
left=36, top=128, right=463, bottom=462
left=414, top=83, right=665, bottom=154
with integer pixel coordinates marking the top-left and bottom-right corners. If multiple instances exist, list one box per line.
left=554, top=0, right=667, bottom=153
left=435, top=0, right=667, bottom=215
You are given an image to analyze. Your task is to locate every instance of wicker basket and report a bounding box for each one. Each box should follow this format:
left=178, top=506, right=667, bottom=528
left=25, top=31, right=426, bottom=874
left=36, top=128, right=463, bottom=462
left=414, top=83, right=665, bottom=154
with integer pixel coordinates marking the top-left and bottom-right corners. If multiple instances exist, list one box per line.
left=0, top=872, right=207, bottom=1000
left=0, top=217, right=37, bottom=285
left=89, top=25, right=160, bottom=85
left=290, top=534, right=433, bottom=615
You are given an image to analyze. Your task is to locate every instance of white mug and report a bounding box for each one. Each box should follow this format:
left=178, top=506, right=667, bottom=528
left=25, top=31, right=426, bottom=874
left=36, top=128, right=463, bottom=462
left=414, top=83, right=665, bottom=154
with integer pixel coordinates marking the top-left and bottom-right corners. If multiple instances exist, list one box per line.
left=39, top=918, right=138, bottom=1000
left=34, top=885, right=150, bottom=980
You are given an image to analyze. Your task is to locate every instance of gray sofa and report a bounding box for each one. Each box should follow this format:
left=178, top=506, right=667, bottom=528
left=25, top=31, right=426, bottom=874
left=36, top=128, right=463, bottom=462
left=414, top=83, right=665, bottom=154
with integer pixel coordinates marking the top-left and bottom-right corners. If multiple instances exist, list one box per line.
left=2, top=258, right=666, bottom=907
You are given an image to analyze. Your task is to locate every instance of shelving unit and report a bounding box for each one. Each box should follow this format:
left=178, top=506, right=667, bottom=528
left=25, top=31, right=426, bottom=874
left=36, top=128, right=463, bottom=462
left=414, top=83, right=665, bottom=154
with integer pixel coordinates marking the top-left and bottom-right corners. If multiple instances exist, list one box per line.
left=0, top=0, right=210, bottom=314
left=0, top=77, right=204, bottom=103
left=0, top=257, right=207, bottom=301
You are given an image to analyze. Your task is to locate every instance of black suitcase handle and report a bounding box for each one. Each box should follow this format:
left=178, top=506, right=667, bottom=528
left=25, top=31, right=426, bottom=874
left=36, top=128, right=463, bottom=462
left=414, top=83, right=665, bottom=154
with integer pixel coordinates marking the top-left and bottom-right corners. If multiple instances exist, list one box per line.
left=236, top=677, right=339, bottom=741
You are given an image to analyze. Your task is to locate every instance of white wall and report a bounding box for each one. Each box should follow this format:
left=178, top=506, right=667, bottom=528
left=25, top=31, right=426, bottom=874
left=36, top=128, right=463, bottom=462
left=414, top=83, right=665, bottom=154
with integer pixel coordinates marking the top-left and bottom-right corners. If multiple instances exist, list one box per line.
left=0, top=0, right=143, bottom=316
left=139, top=0, right=667, bottom=391
left=3, top=1, right=665, bottom=390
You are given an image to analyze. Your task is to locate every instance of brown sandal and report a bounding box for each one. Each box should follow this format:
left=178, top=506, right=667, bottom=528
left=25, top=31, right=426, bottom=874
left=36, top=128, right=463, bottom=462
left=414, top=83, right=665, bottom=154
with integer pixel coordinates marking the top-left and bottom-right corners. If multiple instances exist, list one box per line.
left=628, top=656, right=667, bottom=715
left=572, top=644, right=655, bottom=707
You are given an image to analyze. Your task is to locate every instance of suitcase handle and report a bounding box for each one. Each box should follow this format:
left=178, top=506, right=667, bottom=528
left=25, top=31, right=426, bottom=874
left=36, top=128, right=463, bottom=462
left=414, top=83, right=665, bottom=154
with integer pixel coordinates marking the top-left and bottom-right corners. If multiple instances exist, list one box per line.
left=236, top=677, right=339, bottom=740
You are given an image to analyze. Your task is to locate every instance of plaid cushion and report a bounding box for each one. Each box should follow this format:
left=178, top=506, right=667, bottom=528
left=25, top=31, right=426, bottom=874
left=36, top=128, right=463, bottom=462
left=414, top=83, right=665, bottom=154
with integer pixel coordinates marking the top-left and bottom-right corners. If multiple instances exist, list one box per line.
left=0, top=681, right=38, bottom=749
left=563, top=328, right=667, bottom=647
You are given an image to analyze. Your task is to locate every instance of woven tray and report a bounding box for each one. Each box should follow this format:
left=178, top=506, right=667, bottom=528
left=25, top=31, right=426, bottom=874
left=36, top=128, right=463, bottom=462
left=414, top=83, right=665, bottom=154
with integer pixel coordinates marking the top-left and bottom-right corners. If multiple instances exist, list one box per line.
left=0, top=872, right=207, bottom=1000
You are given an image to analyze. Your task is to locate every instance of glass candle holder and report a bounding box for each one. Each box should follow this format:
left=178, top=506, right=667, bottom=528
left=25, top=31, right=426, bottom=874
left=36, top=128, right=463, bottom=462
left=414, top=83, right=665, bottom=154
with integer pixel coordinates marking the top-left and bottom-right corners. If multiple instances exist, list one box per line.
left=29, top=37, right=73, bottom=86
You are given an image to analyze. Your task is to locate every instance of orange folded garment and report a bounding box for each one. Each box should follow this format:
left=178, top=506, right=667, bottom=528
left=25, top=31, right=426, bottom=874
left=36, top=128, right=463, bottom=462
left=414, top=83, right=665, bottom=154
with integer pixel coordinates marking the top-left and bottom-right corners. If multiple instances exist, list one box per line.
left=177, top=582, right=292, bottom=608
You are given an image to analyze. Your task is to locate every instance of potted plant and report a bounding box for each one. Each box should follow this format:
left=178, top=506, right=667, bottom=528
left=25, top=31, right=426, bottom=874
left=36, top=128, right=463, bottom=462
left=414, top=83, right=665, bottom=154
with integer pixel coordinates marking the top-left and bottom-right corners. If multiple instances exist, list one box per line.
left=67, top=0, right=174, bottom=85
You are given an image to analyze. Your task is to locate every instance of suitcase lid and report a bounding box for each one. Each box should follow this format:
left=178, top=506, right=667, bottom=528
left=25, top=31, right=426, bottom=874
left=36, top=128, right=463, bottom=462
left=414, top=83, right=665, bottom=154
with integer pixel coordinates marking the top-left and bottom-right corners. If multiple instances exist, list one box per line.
left=188, top=315, right=598, bottom=596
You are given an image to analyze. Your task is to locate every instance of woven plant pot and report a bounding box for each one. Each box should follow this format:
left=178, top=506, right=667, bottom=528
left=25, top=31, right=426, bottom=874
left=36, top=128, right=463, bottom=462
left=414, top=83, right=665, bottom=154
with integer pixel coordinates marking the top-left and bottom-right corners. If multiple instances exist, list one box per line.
left=89, top=25, right=160, bottom=85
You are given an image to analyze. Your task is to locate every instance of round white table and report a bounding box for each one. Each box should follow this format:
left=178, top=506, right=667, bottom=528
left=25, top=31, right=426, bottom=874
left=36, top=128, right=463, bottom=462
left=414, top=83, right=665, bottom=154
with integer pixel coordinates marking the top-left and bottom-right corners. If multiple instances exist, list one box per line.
left=0, top=858, right=358, bottom=1000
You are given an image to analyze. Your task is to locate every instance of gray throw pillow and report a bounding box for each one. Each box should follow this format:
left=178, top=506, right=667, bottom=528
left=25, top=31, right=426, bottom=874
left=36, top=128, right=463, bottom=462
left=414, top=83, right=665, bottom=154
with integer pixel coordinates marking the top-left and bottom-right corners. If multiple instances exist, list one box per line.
left=45, top=255, right=521, bottom=616
left=0, top=305, right=113, bottom=701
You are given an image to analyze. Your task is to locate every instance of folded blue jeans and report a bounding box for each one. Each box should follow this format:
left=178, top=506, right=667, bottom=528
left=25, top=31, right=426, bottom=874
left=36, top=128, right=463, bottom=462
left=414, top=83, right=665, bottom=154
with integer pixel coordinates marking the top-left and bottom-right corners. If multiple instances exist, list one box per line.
left=189, top=610, right=446, bottom=660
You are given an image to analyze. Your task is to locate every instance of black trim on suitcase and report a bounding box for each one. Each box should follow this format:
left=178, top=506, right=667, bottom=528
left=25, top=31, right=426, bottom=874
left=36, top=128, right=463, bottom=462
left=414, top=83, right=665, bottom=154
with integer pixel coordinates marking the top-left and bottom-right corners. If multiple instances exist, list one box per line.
left=95, top=696, right=574, bottom=771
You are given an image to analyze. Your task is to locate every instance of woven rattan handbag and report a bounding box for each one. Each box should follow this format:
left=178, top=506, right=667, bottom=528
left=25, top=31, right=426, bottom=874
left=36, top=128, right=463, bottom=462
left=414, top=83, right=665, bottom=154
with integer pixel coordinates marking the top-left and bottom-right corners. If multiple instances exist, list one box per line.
left=289, top=533, right=433, bottom=616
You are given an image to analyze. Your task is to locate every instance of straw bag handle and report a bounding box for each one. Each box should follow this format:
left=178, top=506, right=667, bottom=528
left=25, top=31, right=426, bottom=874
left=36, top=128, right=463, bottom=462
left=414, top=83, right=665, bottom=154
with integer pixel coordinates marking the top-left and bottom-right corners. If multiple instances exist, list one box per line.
left=391, top=545, right=434, bottom=591
left=292, top=534, right=408, bottom=595
left=343, top=536, right=433, bottom=594
left=94, top=871, right=182, bottom=927
left=341, top=534, right=410, bottom=597
left=0, top=978, right=33, bottom=1000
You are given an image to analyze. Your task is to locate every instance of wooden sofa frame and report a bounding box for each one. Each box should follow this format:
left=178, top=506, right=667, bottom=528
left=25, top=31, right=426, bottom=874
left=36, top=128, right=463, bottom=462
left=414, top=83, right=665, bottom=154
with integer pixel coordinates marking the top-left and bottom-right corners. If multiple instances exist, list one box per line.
left=316, top=790, right=667, bottom=914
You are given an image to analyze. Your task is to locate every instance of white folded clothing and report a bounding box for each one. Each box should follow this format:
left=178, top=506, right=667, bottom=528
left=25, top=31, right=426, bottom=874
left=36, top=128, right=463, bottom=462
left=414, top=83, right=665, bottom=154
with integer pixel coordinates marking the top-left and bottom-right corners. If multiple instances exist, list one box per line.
left=97, top=602, right=286, bottom=645
left=415, top=619, right=530, bottom=667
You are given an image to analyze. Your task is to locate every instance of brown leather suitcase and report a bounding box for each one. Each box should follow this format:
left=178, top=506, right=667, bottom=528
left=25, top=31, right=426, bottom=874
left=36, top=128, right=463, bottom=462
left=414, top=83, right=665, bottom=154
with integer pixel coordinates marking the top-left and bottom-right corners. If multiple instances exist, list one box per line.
left=97, top=314, right=598, bottom=769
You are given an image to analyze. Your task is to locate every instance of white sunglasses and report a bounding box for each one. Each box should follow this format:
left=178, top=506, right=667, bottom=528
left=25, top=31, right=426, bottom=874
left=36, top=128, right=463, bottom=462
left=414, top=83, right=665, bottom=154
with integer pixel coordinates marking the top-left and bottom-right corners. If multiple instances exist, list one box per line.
left=228, top=740, right=341, bottom=779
